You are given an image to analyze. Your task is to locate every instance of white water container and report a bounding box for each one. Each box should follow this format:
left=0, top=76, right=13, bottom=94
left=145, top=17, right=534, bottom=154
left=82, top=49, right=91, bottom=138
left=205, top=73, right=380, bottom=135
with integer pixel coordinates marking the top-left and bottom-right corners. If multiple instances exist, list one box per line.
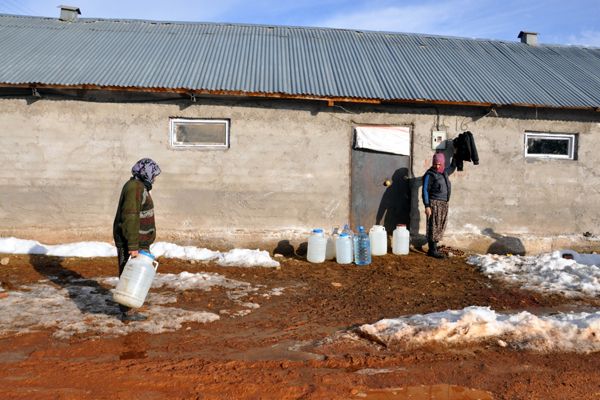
left=325, top=227, right=339, bottom=261
left=113, top=250, right=159, bottom=308
left=392, top=224, right=410, bottom=255
left=342, top=224, right=354, bottom=254
left=307, top=229, right=327, bottom=263
left=369, top=225, right=387, bottom=256
left=335, top=233, right=353, bottom=264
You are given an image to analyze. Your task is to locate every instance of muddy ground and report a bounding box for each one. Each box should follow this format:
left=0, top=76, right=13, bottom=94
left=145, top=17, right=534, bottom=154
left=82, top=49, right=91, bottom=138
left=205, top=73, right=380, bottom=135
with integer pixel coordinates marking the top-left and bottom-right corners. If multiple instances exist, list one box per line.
left=1, top=249, right=599, bottom=399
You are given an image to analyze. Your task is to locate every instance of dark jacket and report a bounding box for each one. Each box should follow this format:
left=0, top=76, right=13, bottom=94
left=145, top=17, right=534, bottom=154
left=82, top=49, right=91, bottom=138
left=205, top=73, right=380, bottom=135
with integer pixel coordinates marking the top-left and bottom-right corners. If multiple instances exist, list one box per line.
left=113, top=178, right=156, bottom=251
left=452, top=131, right=479, bottom=171
left=422, top=168, right=451, bottom=207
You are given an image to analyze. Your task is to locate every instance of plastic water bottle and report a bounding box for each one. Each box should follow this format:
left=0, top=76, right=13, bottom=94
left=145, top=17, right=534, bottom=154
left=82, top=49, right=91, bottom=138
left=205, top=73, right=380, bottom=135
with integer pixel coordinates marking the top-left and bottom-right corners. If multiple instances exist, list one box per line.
left=335, top=233, right=353, bottom=264
left=369, top=225, right=387, bottom=256
left=342, top=224, right=354, bottom=253
left=325, top=227, right=339, bottom=260
left=113, top=250, right=159, bottom=308
left=354, top=226, right=371, bottom=266
left=392, top=224, right=410, bottom=255
left=307, top=228, right=327, bottom=263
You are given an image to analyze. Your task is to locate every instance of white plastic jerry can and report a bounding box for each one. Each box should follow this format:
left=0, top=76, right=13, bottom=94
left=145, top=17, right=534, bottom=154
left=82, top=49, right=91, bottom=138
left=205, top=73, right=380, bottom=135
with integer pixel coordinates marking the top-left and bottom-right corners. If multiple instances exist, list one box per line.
left=369, top=225, right=387, bottom=256
left=325, top=227, right=339, bottom=261
left=113, top=250, right=159, bottom=309
left=392, top=224, right=410, bottom=255
left=335, top=233, right=353, bottom=264
left=307, top=228, right=327, bottom=263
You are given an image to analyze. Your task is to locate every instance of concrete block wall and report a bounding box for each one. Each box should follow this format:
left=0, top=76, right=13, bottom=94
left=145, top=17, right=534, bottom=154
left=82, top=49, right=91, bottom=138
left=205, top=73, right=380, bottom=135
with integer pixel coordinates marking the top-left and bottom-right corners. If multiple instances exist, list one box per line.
left=0, top=95, right=352, bottom=249
left=1, top=91, right=600, bottom=254
left=408, top=106, right=600, bottom=254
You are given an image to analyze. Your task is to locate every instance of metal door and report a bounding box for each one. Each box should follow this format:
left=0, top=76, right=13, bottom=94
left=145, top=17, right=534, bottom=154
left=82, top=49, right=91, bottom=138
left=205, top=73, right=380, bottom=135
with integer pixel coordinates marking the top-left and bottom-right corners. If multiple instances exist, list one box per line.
left=351, top=148, right=411, bottom=233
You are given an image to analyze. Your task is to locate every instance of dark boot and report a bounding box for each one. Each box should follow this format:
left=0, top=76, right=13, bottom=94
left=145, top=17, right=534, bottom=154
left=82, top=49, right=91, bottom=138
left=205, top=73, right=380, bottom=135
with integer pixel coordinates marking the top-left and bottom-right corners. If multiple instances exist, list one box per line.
left=427, top=241, right=444, bottom=259
left=120, top=309, right=148, bottom=322
left=118, top=304, right=148, bottom=322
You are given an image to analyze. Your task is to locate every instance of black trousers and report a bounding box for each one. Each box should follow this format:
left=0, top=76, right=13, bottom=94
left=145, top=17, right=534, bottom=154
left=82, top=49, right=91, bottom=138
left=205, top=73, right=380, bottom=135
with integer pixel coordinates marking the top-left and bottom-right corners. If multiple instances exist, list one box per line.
left=116, top=246, right=131, bottom=313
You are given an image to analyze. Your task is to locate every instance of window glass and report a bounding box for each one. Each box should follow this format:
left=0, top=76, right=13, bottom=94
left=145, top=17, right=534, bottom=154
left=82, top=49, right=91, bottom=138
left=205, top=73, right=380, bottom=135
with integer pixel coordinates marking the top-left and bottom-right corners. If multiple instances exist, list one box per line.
left=524, top=132, right=576, bottom=160
left=526, top=137, right=569, bottom=155
left=169, top=118, right=230, bottom=149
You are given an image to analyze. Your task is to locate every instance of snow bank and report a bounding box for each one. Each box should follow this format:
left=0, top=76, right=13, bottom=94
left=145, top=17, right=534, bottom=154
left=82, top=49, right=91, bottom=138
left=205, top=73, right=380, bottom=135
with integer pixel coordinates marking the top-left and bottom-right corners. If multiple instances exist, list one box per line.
left=0, top=237, right=116, bottom=257
left=216, top=248, right=280, bottom=268
left=0, top=238, right=279, bottom=268
left=359, top=306, right=600, bottom=353
left=559, top=249, right=600, bottom=267
left=151, top=241, right=220, bottom=261
left=468, top=251, right=600, bottom=297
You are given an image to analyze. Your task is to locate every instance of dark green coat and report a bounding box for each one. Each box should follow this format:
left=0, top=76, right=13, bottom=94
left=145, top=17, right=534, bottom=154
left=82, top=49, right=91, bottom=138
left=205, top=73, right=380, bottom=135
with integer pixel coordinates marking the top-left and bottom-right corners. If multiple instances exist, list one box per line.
left=113, top=178, right=156, bottom=251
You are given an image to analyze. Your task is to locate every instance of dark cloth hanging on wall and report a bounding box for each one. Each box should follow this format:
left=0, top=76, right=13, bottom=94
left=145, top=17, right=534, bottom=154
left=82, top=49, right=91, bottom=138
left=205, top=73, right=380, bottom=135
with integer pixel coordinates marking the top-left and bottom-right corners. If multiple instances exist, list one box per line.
left=452, top=131, right=479, bottom=171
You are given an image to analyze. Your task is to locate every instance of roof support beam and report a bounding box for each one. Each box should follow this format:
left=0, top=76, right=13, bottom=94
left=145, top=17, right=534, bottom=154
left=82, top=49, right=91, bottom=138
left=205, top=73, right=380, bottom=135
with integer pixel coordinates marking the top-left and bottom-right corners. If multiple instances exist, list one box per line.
left=0, top=83, right=598, bottom=112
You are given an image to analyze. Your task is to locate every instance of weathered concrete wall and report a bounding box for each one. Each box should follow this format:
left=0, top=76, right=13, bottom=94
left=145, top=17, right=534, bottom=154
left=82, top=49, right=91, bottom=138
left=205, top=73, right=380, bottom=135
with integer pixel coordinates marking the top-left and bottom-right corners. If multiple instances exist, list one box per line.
left=0, top=94, right=352, bottom=249
left=1, top=91, right=599, bottom=253
left=408, top=106, right=600, bottom=254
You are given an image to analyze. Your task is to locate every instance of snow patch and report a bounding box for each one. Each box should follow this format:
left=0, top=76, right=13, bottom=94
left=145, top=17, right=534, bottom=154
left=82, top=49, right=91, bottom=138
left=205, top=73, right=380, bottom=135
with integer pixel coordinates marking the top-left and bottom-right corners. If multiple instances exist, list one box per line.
left=359, top=306, right=600, bottom=353
left=1, top=271, right=282, bottom=339
left=0, top=237, right=116, bottom=257
left=0, top=283, right=219, bottom=339
left=468, top=251, right=600, bottom=297
left=217, top=248, right=280, bottom=268
left=0, top=237, right=280, bottom=268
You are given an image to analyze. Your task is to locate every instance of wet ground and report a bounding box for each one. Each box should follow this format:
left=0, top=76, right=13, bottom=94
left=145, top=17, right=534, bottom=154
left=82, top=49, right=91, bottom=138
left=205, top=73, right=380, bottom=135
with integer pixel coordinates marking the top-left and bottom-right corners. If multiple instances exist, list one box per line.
left=1, top=250, right=599, bottom=399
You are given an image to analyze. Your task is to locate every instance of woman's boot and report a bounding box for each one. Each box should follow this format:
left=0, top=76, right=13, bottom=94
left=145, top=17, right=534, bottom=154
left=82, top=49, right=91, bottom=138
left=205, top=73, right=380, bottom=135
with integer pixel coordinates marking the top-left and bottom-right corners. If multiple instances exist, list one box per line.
left=427, top=241, right=444, bottom=259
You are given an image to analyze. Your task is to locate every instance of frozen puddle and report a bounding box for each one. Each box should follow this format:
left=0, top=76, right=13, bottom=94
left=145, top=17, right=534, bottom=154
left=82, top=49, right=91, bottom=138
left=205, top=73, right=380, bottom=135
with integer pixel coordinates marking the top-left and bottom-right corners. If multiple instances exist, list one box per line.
left=358, top=306, right=600, bottom=353
left=0, top=272, right=282, bottom=339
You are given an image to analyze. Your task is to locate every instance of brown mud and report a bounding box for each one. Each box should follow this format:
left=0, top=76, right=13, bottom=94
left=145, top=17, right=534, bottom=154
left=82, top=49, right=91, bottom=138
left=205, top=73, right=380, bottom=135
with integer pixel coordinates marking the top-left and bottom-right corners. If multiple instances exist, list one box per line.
left=1, top=251, right=599, bottom=399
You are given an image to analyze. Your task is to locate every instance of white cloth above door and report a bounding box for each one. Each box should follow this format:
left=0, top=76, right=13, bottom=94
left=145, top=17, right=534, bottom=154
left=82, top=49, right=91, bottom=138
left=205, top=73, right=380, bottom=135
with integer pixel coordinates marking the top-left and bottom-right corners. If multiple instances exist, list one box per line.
left=354, top=126, right=411, bottom=156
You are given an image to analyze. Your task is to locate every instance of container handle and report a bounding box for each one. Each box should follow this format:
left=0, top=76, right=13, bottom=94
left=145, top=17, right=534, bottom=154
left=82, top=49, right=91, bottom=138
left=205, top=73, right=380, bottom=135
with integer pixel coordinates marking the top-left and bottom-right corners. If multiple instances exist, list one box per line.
left=152, top=260, right=159, bottom=271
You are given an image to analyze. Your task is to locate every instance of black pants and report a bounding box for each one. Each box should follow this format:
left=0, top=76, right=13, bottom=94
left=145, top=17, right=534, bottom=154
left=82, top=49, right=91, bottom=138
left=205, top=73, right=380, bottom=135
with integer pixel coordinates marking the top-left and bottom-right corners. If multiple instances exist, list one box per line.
left=116, top=246, right=131, bottom=313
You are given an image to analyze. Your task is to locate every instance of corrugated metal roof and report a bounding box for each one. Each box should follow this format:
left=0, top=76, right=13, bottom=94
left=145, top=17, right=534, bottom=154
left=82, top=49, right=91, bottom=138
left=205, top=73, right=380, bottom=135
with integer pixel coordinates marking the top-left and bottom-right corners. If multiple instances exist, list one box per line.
left=1, top=14, right=600, bottom=109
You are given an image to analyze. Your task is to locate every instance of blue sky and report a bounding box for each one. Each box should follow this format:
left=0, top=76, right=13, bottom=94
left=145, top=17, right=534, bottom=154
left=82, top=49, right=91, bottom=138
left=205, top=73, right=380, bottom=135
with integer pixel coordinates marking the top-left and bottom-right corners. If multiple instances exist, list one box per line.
left=1, top=0, right=599, bottom=46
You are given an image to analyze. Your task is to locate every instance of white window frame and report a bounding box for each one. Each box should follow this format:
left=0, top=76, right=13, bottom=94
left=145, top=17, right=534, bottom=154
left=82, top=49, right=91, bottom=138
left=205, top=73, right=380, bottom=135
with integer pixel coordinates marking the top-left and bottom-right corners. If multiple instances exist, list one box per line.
left=524, top=131, right=576, bottom=160
left=169, top=118, right=230, bottom=149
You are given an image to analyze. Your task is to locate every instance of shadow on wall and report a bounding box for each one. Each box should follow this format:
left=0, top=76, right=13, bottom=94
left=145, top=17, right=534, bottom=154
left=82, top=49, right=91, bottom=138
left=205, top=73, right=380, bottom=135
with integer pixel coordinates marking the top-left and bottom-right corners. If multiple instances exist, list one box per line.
left=482, top=228, right=526, bottom=255
left=29, top=254, right=120, bottom=316
left=375, top=168, right=411, bottom=235
left=408, top=175, right=427, bottom=250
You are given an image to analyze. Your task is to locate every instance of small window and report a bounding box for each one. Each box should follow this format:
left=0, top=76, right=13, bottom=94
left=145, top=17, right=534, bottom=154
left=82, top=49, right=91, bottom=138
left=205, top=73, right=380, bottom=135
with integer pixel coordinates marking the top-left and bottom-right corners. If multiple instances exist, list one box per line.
left=169, top=118, right=230, bottom=149
left=524, top=132, right=576, bottom=160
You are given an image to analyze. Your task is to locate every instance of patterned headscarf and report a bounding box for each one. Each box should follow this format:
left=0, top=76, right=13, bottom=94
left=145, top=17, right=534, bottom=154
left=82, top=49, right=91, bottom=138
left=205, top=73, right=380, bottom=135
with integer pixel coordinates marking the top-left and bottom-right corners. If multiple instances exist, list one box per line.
left=432, top=152, right=445, bottom=173
left=131, top=158, right=161, bottom=190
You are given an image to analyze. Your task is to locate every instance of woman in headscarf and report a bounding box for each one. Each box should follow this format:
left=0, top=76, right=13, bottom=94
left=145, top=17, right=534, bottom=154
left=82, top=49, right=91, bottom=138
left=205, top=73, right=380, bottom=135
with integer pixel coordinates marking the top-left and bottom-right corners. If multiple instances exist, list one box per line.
left=113, top=158, right=161, bottom=320
left=422, top=152, right=450, bottom=258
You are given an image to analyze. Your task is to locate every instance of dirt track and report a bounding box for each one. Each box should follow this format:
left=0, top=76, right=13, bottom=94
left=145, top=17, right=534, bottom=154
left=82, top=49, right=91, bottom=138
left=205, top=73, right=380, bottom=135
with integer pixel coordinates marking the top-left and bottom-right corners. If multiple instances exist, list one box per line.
left=1, top=250, right=599, bottom=399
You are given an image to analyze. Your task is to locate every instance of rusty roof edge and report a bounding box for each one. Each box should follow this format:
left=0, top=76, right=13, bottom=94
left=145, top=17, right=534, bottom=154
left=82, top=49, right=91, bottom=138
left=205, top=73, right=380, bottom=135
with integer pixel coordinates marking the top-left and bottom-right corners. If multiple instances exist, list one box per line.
left=2, top=82, right=600, bottom=112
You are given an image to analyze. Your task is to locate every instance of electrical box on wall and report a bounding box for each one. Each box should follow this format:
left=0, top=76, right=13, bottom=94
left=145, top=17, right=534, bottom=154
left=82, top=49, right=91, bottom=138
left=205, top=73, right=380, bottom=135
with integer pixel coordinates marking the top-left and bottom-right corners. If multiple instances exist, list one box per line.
left=431, top=130, right=447, bottom=150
